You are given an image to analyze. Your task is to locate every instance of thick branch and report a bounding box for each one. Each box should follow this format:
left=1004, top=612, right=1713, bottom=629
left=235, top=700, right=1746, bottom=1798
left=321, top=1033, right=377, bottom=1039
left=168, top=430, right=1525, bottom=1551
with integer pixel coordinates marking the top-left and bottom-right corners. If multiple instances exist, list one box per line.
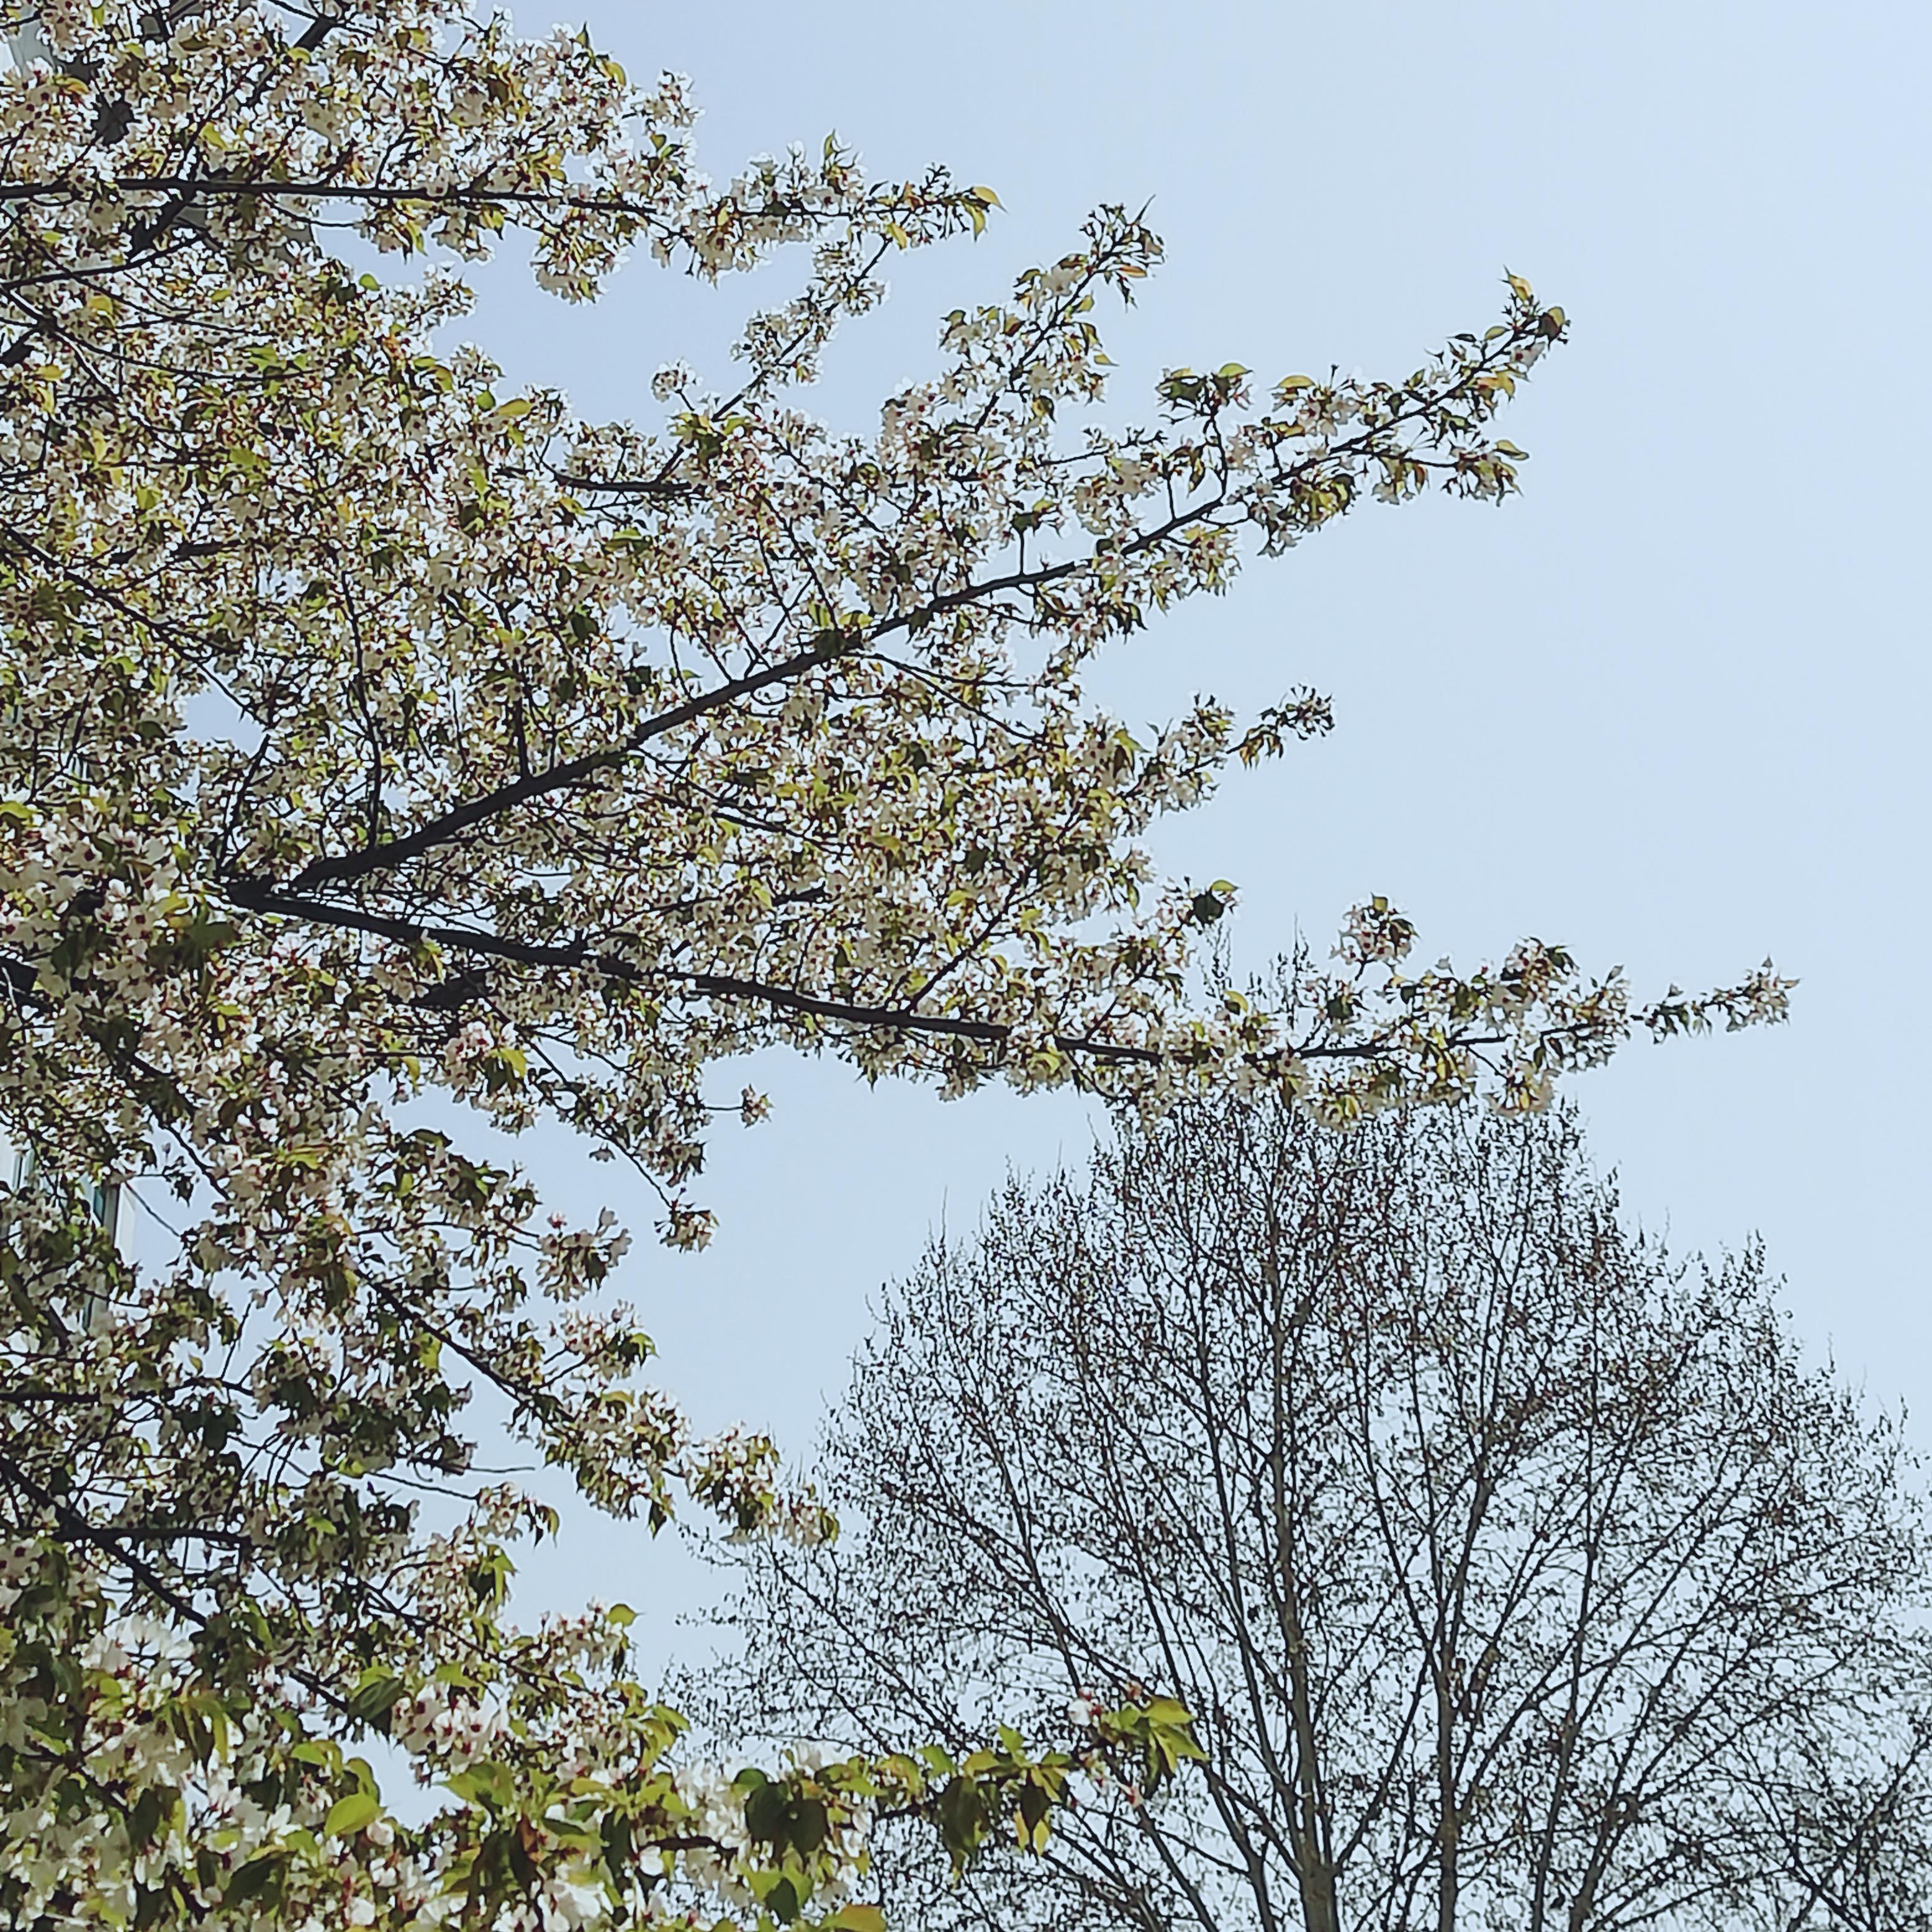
left=243, top=500, right=1226, bottom=895
left=224, top=884, right=1518, bottom=1089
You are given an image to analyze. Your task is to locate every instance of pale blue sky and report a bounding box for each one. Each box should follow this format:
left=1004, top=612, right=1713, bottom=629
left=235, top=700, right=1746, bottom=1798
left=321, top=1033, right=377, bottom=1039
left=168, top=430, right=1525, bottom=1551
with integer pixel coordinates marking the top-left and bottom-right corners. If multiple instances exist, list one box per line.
left=403, top=0, right=1929, bottom=1656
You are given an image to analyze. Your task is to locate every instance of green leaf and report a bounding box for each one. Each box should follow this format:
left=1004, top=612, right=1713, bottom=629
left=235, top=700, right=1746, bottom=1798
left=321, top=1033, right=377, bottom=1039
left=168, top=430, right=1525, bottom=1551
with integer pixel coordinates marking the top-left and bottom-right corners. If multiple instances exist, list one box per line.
left=743, top=1779, right=790, bottom=1844
left=937, top=1776, right=988, bottom=1862
left=223, top=1854, right=286, bottom=1910
left=346, top=1669, right=406, bottom=1730
left=323, top=1790, right=381, bottom=1839
left=1016, top=1778, right=1052, bottom=1853
left=129, top=1785, right=169, bottom=1849
left=446, top=1761, right=513, bottom=1813
left=791, top=1797, right=829, bottom=1854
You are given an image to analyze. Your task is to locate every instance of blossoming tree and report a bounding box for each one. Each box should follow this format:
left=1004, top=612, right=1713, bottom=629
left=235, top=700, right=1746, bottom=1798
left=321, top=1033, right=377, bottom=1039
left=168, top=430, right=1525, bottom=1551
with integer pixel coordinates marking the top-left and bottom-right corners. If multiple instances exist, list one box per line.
left=0, top=4, right=1788, bottom=1930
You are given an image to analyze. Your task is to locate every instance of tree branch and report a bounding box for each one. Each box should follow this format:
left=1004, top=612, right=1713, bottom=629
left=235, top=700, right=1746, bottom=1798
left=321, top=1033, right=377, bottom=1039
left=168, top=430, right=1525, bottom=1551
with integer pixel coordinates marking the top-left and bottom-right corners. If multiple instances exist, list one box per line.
left=240, top=498, right=1227, bottom=895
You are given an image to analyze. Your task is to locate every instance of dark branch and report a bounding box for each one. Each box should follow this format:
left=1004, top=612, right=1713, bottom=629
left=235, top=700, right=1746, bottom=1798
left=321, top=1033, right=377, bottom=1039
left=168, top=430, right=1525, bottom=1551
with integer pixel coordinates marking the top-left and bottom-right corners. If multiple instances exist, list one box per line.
left=240, top=499, right=1224, bottom=895
left=550, top=473, right=694, bottom=499
left=222, top=885, right=1509, bottom=1073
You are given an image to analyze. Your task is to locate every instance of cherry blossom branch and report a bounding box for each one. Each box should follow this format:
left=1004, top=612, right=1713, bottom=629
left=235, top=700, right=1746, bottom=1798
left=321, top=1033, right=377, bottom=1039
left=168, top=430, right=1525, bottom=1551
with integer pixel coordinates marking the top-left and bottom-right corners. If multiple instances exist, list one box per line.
left=251, top=503, right=1231, bottom=895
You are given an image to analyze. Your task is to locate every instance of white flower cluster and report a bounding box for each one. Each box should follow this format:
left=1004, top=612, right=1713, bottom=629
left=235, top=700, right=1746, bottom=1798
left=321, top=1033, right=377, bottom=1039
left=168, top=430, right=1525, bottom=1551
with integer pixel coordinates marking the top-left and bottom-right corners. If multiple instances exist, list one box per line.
left=670, top=1764, right=753, bottom=1902
left=390, top=1684, right=509, bottom=1767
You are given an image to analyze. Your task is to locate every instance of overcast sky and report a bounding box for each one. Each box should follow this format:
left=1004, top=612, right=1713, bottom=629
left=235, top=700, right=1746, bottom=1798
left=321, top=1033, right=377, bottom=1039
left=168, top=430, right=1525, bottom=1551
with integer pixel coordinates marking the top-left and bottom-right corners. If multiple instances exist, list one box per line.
left=383, top=0, right=1930, bottom=1661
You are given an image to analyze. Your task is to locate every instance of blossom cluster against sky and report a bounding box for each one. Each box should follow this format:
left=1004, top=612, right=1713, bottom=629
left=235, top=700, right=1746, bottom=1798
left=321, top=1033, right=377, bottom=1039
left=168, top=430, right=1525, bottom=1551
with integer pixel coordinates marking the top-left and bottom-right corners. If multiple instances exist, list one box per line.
left=254, top=0, right=1932, bottom=1653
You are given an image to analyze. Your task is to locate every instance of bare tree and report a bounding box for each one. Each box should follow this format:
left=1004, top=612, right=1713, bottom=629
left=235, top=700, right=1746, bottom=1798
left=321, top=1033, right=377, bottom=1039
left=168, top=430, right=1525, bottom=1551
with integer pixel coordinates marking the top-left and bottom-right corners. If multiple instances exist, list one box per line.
left=705, top=1101, right=1932, bottom=1932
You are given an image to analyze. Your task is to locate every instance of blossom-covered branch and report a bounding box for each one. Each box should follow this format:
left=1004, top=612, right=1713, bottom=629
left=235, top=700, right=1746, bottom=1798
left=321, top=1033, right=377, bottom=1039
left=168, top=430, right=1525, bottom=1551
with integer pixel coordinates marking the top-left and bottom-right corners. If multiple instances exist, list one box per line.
left=0, top=4, right=1787, bottom=1928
